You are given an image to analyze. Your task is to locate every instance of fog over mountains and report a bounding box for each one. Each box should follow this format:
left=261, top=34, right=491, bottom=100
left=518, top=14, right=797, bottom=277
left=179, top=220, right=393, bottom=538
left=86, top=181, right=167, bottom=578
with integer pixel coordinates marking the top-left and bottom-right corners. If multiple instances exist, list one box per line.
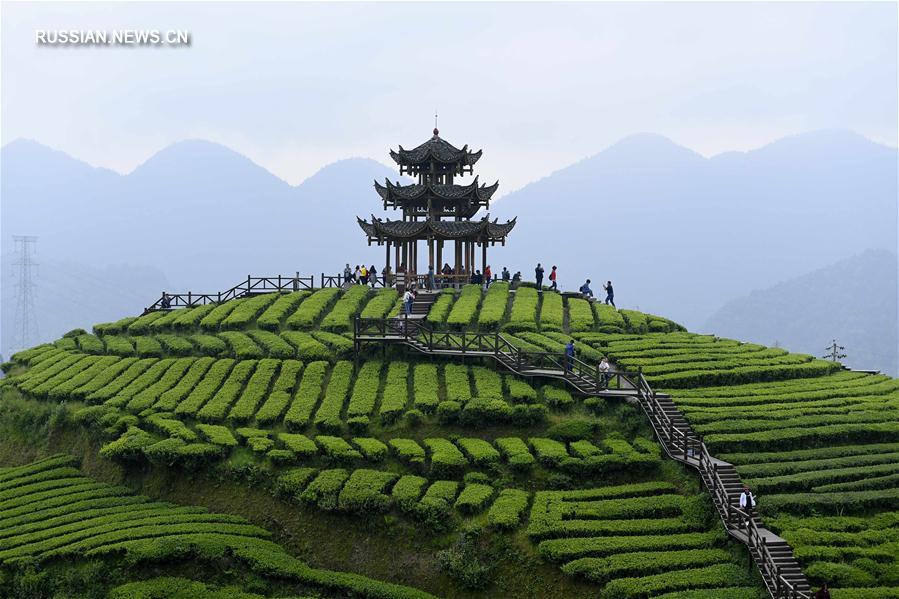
left=2, top=131, right=896, bottom=365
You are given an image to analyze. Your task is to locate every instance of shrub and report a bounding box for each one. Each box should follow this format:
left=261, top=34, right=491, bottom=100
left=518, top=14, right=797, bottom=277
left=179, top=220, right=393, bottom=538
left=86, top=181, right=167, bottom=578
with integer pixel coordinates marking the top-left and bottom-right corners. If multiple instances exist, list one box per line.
left=280, top=331, right=331, bottom=361
left=496, top=437, right=536, bottom=471
left=316, top=435, right=363, bottom=461
left=76, top=334, right=105, bottom=354
left=360, top=288, right=399, bottom=319
left=169, top=304, right=217, bottom=331
left=436, top=400, right=461, bottom=424
left=444, top=364, right=473, bottom=403
left=321, top=285, right=370, bottom=332
left=257, top=291, right=310, bottom=330
left=417, top=480, right=459, bottom=525
left=542, top=386, right=574, bottom=410
left=104, top=336, right=135, bottom=357
left=254, top=360, right=304, bottom=424
left=275, top=467, right=317, bottom=497
left=505, top=376, right=537, bottom=403
left=126, top=311, right=168, bottom=335
left=155, top=334, right=195, bottom=356
left=227, top=359, right=279, bottom=421
left=189, top=334, right=228, bottom=355
left=454, top=483, right=494, bottom=515
left=285, top=288, right=340, bottom=329
left=199, top=300, right=241, bottom=331
left=311, top=331, right=354, bottom=357
left=94, top=316, right=138, bottom=335
left=389, top=438, right=426, bottom=466
left=352, top=437, right=388, bottom=461
left=446, top=285, right=482, bottom=328
left=561, top=549, right=731, bottom=583
left=501, top=287, right=539, bottom=332
left=218, top=331, right=264, bottom=359
left=567, top=298, right=596, bottom=332
left=460, top=398, right=514, bottom=426
left=486, top=489, right=529, bottom=529
left=425, top=438, right=468, bottom=476
left=456, top=438, right=501, bottom=466
left=477, top=282, right=509, bottom=328
left=392, top=475, right=428, bottom=512
left=196, top=423, right=237, bottom=447
left=283, top=361, right=328, bottom=429
left=529, top=438, right=569, bottom=466
left=220, top=293, right=279, bottom=330
left=538, top=291, right=563, bottom=331
left=426, top=289, right=456, bottom=325
left=537, top=531, right=722, bottom=562
left=346, top=360, right=383, bottom=419
left=174, top=359, right=235, bottom=416
left=337, top=469, right=398, bottom=513
left=196, top=360, right=257, bottom=422
left=412, top=363, right=440, bottom=412
left=300, top=469, right=349, bottom=511
left=601, top=564, right=751, bottom=599
left=277, top=433, right=318, bottom=457
left=594, top=303, right=626, bottom=330
left=246, top=330, right=295, bottom=358
left=313, top=360, right=353, bottom=432
left=153, top=357, right=214, bottom=412
left=546, top=419, right=596, bottom=442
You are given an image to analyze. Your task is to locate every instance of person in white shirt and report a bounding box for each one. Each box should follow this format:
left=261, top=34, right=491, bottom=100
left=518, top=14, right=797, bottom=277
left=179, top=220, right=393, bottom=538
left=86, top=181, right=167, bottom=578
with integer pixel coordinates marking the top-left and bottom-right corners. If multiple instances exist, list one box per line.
left=739, top=485, right=756, bottom=526
left=598, top=357, right=611, bottom=386
left=403, top=290, right=415, bottom=316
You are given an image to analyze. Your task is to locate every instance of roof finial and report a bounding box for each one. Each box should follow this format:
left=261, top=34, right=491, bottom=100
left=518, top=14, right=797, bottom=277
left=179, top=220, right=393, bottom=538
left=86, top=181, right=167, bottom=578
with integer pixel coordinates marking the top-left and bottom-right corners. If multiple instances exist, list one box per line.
left=433, top=109, right=439, bottom=137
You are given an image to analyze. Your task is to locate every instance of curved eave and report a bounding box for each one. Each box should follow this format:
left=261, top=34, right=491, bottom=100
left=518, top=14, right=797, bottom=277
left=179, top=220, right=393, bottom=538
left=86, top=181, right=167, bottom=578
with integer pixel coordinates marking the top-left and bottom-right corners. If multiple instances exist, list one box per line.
left=374, top=177, right=497, bottom=204
left=390, top=138, right=482, bottom=167
left=358, top=216, right=517, bottom=241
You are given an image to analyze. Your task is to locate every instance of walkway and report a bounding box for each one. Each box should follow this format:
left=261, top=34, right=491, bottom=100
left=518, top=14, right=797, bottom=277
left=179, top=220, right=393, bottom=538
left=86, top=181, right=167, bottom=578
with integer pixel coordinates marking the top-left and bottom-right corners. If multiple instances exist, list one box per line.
left=353, top=314, right=813, bottom=599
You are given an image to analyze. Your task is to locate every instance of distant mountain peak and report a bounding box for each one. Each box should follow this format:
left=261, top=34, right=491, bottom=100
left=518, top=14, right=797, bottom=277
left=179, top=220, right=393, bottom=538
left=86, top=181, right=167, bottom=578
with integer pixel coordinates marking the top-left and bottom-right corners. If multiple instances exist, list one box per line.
left=1, top=138, right=120, bottom=177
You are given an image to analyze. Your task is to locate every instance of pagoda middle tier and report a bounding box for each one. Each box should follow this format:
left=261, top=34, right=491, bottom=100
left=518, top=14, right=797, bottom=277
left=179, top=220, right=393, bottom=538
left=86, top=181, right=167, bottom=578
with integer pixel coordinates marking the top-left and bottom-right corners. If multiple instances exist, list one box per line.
left=374, top=176, right=499, bottom=218
left=358, top=215, right=516, bottom=243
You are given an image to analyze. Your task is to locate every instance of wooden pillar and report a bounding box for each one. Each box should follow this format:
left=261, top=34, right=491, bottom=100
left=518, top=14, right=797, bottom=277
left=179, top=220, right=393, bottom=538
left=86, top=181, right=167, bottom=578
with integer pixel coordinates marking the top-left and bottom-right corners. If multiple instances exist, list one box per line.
left=436, top=240, right=443, bottom=271
left=385, top=241, right=391, bottom=270
left=481, top=241, right=487, bottom=276
left=455, top=240, right=462, bottom=275
left=428, top=238, right=434, bottom=269
left=395, top=241, right=400, bottom=273
left=401, top=241, right=408, bottom=271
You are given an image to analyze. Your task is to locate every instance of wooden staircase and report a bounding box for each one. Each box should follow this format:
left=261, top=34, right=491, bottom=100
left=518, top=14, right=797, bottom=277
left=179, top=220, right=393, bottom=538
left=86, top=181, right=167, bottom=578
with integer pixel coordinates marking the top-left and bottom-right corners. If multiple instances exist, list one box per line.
left=353, top=315, right=814, bottom=599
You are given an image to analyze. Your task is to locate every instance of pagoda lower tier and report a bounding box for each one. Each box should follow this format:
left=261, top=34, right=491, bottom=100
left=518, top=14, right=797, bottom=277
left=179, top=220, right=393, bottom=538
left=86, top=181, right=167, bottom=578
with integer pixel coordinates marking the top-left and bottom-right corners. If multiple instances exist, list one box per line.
left=357, top=215, right=515, bottom=281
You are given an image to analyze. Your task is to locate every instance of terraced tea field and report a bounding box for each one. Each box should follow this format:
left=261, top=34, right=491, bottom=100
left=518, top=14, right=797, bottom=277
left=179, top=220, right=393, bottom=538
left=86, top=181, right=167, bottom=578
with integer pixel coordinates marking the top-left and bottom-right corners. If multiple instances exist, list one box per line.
left=2, top=283, right=896, bottom=597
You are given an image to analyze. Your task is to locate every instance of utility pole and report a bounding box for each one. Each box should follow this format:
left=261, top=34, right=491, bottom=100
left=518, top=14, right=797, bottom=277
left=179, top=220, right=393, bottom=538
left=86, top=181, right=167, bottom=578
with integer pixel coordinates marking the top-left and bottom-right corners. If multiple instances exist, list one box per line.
left=12, top=235, right=39, bottom=351
left=822, top=339, right=847, bottom=362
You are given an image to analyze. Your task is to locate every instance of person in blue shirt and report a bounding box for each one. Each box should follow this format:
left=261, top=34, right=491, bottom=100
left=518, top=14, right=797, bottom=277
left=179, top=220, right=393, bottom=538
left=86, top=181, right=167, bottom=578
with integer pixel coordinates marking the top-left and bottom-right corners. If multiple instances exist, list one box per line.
left=579, top=279, right=593, bottom=298
left=565, top=340, right=575, bottom=373
left=603, top=281, right=615, bottom=307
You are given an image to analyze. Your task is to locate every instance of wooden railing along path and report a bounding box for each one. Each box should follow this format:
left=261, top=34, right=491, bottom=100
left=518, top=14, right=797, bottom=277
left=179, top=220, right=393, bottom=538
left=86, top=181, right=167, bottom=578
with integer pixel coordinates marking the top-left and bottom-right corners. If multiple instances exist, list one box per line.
left=353, top=315, right=813, bottom=599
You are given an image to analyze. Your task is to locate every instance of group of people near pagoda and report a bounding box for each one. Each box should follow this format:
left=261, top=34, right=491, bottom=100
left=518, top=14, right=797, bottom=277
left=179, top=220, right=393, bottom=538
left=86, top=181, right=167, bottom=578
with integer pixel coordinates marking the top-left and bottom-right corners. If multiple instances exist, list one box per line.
left=343, top=263, right=383, bottom=288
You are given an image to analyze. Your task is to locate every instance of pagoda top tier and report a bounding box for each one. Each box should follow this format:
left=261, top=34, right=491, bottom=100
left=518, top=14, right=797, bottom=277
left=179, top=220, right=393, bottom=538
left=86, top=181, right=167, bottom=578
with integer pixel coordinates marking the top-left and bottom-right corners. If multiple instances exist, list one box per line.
left=390, top=128, right=482, bottom=176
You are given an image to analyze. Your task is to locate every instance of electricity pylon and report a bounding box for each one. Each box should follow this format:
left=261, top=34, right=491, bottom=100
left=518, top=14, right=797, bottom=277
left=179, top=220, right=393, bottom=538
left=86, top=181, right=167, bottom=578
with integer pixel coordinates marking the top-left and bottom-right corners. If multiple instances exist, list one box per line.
left=12, top=236, right=39, bottom=351
left=822, top=339, right=847, bottom=362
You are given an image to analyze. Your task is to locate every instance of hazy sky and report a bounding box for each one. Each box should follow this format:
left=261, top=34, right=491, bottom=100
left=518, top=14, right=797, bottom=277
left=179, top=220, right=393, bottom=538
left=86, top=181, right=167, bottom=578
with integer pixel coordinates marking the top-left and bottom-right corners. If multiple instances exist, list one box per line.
left=2, top=2, right=896, bottom=192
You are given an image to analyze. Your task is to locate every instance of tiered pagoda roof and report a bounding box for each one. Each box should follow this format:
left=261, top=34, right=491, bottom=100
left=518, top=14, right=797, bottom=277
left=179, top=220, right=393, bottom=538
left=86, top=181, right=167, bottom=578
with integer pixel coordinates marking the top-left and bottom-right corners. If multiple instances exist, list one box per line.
left=374, top=176, right=499, bottom=216
left=390, top=130, right=482, bottom=168
left=358, top=215, right=516, bottom=242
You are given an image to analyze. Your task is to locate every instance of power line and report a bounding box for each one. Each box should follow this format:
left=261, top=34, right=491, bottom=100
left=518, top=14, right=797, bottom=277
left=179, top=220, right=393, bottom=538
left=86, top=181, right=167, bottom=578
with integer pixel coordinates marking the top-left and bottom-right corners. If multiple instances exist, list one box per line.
left=12, top=235, right=39, bottom=351
left=822, top=339, right=847, bottom=362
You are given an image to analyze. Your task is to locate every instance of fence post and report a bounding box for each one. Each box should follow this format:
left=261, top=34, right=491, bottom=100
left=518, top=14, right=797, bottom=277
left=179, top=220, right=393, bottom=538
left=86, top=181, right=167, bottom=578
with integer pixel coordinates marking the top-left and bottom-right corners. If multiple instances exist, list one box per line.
left=217, top=291, right=222, bottom=303
left=187, top=291, right=192, bottom=306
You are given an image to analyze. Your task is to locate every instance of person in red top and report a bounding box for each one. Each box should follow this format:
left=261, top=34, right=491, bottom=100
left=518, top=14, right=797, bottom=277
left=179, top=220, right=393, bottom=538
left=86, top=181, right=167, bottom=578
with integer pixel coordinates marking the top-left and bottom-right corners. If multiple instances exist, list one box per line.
left=548, top=265, right=558, bottom=291
left=484, top=264, right=492, bottom=288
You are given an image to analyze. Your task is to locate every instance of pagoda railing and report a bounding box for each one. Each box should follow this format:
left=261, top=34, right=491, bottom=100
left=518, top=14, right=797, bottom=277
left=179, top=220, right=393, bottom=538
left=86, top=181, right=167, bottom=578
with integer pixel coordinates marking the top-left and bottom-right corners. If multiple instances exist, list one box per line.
left=144, top=273, right=314, bottom=313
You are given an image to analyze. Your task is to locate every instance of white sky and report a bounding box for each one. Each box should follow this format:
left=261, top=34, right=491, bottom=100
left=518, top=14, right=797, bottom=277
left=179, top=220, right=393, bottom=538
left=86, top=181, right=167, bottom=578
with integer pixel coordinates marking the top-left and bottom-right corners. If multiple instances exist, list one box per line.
left=2, top=2, right=896, bottom=192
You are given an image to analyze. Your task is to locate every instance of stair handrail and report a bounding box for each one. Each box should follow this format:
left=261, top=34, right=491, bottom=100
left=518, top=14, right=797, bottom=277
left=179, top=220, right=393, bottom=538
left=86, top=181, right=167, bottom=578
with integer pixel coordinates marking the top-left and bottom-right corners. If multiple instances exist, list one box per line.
left=632, top=372, right=809, bottom=599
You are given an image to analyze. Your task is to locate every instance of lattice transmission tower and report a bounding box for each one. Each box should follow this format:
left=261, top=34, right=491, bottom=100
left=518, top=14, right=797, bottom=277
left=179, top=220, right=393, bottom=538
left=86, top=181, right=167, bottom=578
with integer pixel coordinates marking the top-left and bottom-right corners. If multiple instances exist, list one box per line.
left=12, top=235, right=39, bottom=351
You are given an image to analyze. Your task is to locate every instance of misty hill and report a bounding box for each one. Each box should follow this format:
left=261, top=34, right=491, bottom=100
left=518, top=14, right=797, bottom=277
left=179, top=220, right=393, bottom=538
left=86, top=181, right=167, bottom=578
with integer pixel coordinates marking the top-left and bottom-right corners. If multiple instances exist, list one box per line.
left=704, top=249, right=898, bottom=376
left=492, top=130, right=897, bottom=328
left=0, top=139, right=401, bottom=292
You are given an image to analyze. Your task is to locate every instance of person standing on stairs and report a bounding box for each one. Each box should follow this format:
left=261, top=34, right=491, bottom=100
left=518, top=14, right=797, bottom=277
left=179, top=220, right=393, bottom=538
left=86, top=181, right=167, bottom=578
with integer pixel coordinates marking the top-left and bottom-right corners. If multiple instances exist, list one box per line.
left=603, top=280, right=615, bottom=307
left=548, top=266, right=558, bottom=291
left=739, top=484, right=756, bottom=527
left=565, top=340, right=575, bottom=374
left=598, top=357, right=611, bottom=386
left=535, top=263, right=545, bottom=290
left=428, top=264, right=436, bottom=290
left=403, top=288, right=415, bottom=316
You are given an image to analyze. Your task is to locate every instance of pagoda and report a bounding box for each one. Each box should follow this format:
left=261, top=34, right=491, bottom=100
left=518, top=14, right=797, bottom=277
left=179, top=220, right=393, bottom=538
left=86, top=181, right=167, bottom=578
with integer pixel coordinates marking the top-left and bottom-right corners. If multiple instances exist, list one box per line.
left=357, top=128, right=516, bottom=287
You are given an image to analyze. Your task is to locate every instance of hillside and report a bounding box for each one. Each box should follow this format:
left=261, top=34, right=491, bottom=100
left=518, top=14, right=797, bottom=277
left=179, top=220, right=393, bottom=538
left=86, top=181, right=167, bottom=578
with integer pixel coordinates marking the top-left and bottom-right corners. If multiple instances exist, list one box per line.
left=704, top=249, right=898, bottom=376
left=1, top=282, right=897, bottom=597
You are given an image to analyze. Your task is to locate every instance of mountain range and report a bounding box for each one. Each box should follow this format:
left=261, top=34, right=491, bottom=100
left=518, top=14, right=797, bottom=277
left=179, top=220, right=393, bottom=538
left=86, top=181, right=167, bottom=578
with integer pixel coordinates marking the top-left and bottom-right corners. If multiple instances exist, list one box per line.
left=705, top=249, right=898, bottom=375
left=1, top=130, right=896, bottom=359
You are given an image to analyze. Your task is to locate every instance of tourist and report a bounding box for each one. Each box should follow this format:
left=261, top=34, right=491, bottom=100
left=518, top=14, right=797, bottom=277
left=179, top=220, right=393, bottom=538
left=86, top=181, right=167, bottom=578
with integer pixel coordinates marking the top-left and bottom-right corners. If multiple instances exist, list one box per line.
left=360, top=264, right=368, bottom=285
left=484, top=264, right=492, bottom=288
left=579, top=279, right=593, bottom=298
left=428, top=264, right=436, bottom=290
left=343, top=263, right=352, bottom=284
left=382, top=265, right=391, bottom=287
left=442, top=263, right=453, bottom=288
left=548, top=265, right=558, bottom=291
left=535, top=263, right=545, bottom=290
left=814, top=584, right=830, bottom=599
left=403, top=288, right=415, bottom=316
left=160, top=293, right=171, bottom=310
left=598, top=357, right=611, bottom=386
left=739, top=485, right=756, bottom=527
left=512, top=271, right=522, bottom=287
left=501, top=267, right=510, bottom=282
left=603, top=280, right=615, bottom=307
left=565, top=339, right=575, bottom=373
left=369, top=265, right=378, bottom=288
left=353, top=265, right=361, bottom=283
